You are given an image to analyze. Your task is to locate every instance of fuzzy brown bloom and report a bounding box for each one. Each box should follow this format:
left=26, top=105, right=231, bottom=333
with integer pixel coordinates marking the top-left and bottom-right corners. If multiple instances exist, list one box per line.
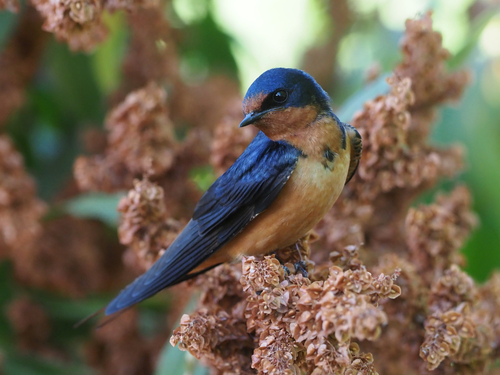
left=416, top=265, right=497, bottom=372
left=314, top=12, right=469, bottom=257
left=170, top=308, right=254, bottom=374
left=348, top=75, right=463, bottom=203
left=74, top=155, right=134, bottom=193
left=0, top=9, right=47, bottom=126
left=173, top=247, right=401, bottom=375
left=294, top=266, right=399, bottom=346
left=364, top=187, right=497, bottom=375
left=7, top=297, right=51, bottom=352
left=0, top=0, right=18, bottom=12
left=395, top=12, right=470, bottom=115
left=420, top=300, right=494, bottom=373
left=370, top=253, right=426, bottom=322
left=86, top=309, right=166, bottom=375
left=168, top=12, right=497, bottom=375
left=75, top=82, right=177, bottom=192
left=0, top=135, right=47, bottom=256
left=12, top=216, right=125, bottom=297
left=106, top=82, right=177, bottom=175
left=118, top=177, right=183, bottom=272
left=190, top=262, right=246, bottom=312
left=252, top=327, right=302, bottom=375
left=429, top=265, right=477, bottom=312
left=31, top=0, right=160, bottom=52
left=240, top=255, right=286, bottom=295
left=31, top=0, right=108, bottom=52
left=406, top=186, right=478, bottom=278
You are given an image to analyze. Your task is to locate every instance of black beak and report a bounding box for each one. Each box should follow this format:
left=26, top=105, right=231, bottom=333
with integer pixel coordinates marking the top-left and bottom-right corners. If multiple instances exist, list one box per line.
left=239, top=108, right=274, bottom=128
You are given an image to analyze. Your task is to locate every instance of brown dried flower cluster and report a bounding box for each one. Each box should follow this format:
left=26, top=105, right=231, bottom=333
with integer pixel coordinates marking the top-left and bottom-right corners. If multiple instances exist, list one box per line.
left=86, top=309, right=167, bottom=375
left=417, top=263, right=497, bottom=373
left=396, top=15, right=470, bottom=120
left=31, top=0, right=159, bottom=52
left=75, top=79, right=241, bottom=220
left=0, top=0, right=18, bottom=12
left=0, top=135, right=47, bottom=257
left=6, top=297, right=51, bottom=353
left=171, top=308, right=254, bottom=373
left=315, top=12, right=467, bottom=256
left=172, top=238, right=401, bottom=374
left=3, top=4, right=499, bottom=375
left=0, top=121, right=127, bottom=297
left=167, top=12, right=500, bottom=375
left=0, top=9, right=47, bottom=126
left=356, top=184, right=500, bottom=375
left=118, top=177, right=183, bottom=272
left=31, top=0, right=108, bottom=52
left=406, top=186, right=479, bottom=279
left=0, top=133, right=129, bottom=301
left=75, top=82, right=177, bottom=192
left=12, top=216, right=126, bottom=296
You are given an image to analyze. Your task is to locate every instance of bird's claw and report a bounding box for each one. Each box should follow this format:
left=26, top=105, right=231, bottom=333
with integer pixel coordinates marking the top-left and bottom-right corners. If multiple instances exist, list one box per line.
left=282, top=264, right=291, bottom=277
left=294, top=260, right=308, bottom=278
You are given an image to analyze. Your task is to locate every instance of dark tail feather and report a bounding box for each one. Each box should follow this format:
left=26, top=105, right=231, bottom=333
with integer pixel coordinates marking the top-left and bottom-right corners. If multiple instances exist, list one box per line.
left=96, top=307, right=132, bottom=329
left=73, top=307, right=105, bottom=329
left=104, top=262, right=223, bottom=316
left=74, top=306, right=133, bottom=330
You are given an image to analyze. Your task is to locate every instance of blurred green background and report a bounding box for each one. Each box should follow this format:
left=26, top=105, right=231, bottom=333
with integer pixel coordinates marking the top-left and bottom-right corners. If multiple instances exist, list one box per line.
left=1, top=0, right=500, bottom=373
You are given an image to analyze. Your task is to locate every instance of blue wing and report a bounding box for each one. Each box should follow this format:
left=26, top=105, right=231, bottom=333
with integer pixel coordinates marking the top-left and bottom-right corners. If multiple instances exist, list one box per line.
left=106, top=132, right=300, bottom=315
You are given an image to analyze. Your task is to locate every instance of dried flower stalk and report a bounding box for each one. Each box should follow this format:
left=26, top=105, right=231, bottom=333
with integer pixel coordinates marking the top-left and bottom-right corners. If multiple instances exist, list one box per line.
left=168, top=12, right=500, bottom=375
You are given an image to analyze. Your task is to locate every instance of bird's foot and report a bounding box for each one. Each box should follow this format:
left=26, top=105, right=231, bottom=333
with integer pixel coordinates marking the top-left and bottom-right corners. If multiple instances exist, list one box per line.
left=272, top=251, right=291, bottom=277
left=294, top=260, right=308, bottom=278
left=282, top=264, right=291, bottom=277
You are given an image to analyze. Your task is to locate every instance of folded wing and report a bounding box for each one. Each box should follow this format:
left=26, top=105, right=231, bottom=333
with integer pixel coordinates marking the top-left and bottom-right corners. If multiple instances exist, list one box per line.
left=105, top=132, right=300, bottom=315
left=344, top=123, right=362, bottom=184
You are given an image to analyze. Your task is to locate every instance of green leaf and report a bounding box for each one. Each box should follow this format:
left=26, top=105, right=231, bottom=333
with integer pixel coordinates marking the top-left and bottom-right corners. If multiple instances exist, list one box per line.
left=155, top=345, right=189, bottom=375
left=44, top=40, right=105, bottom=122
left=178, top=7, right=238, bottom=79
left=91, top=12, right=128, bottom=95
left=190, top=165, right=216, bottom=192
left=64, top=192, right=125, bottom=226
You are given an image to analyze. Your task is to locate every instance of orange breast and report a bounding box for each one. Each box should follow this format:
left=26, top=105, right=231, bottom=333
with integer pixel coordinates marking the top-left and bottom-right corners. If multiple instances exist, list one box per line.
left=191, top=140, right=351, bottom=273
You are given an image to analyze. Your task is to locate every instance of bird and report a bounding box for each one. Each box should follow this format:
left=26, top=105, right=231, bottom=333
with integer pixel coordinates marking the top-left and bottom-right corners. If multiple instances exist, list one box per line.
left=105, top=67, right=362, bottom=316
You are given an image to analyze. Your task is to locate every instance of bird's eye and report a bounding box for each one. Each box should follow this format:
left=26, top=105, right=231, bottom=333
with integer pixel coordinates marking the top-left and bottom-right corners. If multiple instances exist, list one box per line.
left=272, top=90, right=288, bottom=104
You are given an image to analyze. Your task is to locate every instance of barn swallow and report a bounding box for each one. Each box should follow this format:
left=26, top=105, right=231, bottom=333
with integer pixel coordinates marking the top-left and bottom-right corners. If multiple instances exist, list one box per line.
left=105, top=68, right=362, bottom=315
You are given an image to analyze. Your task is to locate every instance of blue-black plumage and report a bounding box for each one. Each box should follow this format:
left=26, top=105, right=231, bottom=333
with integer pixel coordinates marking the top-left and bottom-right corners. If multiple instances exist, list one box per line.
left=106, top=132, right=301, bottom=314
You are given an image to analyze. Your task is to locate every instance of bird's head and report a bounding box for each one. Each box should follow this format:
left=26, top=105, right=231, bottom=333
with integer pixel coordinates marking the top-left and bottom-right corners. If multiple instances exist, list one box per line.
left=240, top=68, right=333, bottom=141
